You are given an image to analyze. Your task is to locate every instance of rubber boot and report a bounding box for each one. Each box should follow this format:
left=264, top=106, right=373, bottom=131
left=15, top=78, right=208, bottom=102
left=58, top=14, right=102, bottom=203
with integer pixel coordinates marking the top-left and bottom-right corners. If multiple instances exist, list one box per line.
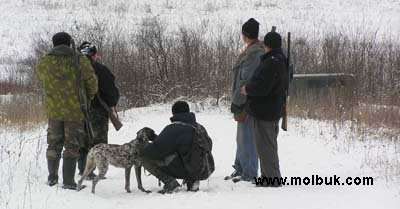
left=47, top=159, right=60, bottom=186
left=77, top=152, right=87, bottom=176
left=158, top=176, right=180, bottom=194
left=62, top=158, right=78, bottom=190
left=141, top=159, right=180, bottom=194
left=185, top=179, right=200, bottom=192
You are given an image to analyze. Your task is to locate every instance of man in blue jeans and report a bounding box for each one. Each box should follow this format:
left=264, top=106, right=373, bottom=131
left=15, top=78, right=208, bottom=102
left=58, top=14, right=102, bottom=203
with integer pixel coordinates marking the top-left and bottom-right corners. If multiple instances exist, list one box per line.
left=225, top=18, right=264, bottom=183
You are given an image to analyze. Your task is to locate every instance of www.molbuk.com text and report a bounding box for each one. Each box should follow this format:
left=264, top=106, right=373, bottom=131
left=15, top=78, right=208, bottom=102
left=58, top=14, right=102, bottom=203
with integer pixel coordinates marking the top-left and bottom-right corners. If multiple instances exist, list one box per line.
left=254, top=175, right=374, bottom=186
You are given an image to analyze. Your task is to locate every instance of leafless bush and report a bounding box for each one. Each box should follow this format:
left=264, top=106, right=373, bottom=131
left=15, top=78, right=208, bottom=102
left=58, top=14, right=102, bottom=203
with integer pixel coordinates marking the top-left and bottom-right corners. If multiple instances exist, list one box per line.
left=36, top=0, right=64, bottom=10
left=2, top=17, right=398, bottom=133
left=289, top=32, right=400, bottom=130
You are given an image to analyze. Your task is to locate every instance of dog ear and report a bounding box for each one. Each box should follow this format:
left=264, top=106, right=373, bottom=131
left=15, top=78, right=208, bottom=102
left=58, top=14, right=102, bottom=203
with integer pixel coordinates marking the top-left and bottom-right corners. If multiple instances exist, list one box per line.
left=145, top=127, right=157, bottom=141
left=150, top=131, right=157, bottom=142
left=136, top=129, right=146, bottom=142
left=136, top=127, right=158, bottom=143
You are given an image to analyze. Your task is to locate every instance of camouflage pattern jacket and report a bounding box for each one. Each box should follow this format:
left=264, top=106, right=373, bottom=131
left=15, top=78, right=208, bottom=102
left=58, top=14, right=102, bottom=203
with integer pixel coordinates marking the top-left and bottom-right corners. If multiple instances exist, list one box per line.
left=36, top=45, right=98, bottom=121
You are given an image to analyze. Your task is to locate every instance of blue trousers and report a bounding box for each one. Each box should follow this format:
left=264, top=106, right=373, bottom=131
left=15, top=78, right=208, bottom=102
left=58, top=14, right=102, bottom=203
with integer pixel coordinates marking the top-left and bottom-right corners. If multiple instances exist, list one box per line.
left=233, top=115, right=259, bottom=179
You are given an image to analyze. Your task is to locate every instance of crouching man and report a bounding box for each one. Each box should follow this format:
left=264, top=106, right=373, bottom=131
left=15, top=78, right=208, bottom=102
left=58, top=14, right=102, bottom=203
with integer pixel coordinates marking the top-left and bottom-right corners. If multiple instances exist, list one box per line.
left=141, top=101, right=214, bottom=194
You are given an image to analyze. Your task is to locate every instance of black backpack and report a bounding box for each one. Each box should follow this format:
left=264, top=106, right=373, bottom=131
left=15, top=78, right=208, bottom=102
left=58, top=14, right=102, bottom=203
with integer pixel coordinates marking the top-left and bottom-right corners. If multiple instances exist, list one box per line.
left=174, top=122, right=215, bottom=180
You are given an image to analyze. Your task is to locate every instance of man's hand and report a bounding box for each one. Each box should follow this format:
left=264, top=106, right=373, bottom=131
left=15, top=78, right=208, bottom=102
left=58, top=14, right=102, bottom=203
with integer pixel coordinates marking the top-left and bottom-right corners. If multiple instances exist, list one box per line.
left=241, top=85, right=247, bottom=95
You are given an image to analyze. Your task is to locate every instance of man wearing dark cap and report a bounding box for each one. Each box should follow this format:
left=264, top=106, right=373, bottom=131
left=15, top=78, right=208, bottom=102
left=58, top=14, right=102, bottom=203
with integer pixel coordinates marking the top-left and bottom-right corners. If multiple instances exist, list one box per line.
left=77, top=41, right=120, bottom=180
left=226, top=18, right=264, bottom=183
left=36, top=32, right=98, bottom=189
left=241, top=31, right=289, bottom=187
left=141, top=101, right=213, bottom=194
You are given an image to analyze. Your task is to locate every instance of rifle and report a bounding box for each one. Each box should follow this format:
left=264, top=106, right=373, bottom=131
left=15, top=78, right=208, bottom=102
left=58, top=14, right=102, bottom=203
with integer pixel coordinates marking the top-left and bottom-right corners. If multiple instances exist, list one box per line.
left=71, top=39, right=94, bottom=139
left=281, top=32, right=291, bottom=131
left=96, top=94, right=123, bottom=131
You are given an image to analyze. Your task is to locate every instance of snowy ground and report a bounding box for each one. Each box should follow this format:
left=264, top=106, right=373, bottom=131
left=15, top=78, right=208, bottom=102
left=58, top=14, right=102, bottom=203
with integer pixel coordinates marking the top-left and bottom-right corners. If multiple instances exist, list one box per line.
left=1, top=0, right=400, bottom=60
left=0, top=104, right=399, bottom=209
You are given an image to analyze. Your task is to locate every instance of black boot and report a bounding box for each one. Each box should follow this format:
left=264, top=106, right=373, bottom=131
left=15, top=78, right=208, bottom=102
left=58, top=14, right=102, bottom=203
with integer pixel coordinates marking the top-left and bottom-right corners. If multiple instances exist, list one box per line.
left=62, top=158, right=78, bottom=190
left=158, top=176, right=180, bottom=194
left=224, top=170, right=240, bottom=180
left=141, top=159, right=180, bottom=194
left=77, top=152, right=87, bottom=176
left=47, top=159, right=60, bottom=186
left=185, top=179, right=200, bottom=192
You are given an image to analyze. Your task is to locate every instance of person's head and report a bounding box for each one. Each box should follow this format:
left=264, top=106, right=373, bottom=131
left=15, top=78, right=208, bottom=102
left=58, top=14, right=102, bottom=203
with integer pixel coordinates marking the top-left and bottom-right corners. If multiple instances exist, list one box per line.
left=242, top=18, right=259, bottom=44
left=79, top=41, right=98, bottom=61
left=52, top=32, right=72, bottom=47
left=172, top=101, right=190, bottom=115
left=263, top=31, right=282, bottom=53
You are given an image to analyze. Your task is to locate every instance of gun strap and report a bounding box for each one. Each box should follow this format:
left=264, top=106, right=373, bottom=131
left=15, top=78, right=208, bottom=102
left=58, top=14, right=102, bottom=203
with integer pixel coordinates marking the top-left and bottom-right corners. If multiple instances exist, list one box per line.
left=71, top=39, right=94, bottom=138
left=71, top=39, right=86, bottom=111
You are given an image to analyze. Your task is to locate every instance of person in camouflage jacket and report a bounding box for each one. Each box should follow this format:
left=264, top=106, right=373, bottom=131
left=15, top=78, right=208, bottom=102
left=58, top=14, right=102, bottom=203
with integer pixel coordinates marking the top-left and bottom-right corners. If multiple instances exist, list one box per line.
left=36, top=32, right=98, bottom=189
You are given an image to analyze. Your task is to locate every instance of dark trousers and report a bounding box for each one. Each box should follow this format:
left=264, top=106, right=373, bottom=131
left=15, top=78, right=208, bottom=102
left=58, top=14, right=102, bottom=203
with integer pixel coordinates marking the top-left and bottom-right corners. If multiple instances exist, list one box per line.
left=79, top=107, right=109, bottom=173
left=79, top=108, right=109, bottom=153
left=46, top=120, right=83, bottom=160
left=253, top=120, right=281, bottom=180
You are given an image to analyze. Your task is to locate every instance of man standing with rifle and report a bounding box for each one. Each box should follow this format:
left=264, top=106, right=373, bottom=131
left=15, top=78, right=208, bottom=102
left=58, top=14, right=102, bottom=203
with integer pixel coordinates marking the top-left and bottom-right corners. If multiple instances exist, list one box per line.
left=77, top=41, right=120, bottom=179
left=241, top=30, right=289, bottom=187
left=36, top=32, right=98, bottom=189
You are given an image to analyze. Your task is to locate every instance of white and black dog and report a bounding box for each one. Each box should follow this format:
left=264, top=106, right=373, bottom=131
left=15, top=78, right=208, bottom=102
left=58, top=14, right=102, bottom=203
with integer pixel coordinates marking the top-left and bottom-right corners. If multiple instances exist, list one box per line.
left=77, top=127, right=157, bottom=193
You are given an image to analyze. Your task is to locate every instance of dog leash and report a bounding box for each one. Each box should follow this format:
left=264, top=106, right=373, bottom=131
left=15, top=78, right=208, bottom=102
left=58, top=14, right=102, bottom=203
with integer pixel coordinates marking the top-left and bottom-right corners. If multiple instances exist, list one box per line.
left=143, top=169, right=161, bottom=187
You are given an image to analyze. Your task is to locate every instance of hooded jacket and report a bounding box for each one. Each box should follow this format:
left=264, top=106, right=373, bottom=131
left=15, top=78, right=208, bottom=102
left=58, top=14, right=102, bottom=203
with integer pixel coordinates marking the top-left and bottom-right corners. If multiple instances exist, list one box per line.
left=142, top=112, right=203, bottom=178
left=36, top=45, right=98, bottom=121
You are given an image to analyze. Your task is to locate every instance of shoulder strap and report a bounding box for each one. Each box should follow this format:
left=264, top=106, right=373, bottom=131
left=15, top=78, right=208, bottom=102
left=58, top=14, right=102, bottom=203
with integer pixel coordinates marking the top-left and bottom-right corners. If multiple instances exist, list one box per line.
left=172, top=121, right=197, bottom=129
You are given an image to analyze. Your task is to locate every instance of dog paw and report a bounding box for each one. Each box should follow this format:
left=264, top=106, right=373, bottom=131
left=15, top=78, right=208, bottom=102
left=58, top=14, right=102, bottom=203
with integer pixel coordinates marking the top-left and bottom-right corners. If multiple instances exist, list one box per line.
left=139, top=188, right=151, bottom=193
left=76, top=184, right=87, bottom=191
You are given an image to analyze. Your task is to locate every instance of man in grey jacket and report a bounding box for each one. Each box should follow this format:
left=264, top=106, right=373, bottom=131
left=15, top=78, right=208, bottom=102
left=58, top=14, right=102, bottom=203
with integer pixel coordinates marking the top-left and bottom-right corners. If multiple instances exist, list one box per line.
left=225, top=18, right=265, bottom=183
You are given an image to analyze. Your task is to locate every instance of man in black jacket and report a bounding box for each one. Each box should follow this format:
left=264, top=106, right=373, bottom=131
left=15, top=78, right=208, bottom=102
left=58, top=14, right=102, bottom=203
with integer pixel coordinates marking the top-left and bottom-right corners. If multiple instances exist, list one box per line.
left=141, top=101, right=208, bottom=193
left=241, top=31, right=288, bottom=187
left=77, top=41, right=120, bottom=179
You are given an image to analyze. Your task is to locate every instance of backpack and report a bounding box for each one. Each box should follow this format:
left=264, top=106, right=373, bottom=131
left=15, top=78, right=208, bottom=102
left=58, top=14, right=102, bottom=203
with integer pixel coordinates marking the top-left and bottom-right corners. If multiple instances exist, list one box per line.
left=173, top=122, right=215, bottom=181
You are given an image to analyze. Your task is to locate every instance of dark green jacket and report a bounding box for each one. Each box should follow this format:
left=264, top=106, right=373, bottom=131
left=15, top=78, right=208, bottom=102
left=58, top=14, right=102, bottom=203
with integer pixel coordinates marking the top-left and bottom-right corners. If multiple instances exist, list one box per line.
left=36, top=45, right=98, bottom=121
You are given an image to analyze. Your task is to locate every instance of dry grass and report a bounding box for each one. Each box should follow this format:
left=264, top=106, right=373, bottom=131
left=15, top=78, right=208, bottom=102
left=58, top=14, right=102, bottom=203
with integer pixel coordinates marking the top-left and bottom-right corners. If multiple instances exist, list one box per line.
left=2, top=17, right=399, bottom=134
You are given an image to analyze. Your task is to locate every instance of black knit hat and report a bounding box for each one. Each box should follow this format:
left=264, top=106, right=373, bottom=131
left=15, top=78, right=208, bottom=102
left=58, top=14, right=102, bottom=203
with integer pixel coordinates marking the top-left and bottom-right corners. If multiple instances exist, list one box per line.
left=242, top=18, right=259, bottom=39
left=263, top=31, right=282, bottom=49
left=52, top=32, right=72, bottom=47
left=172, top=101, right=190, bottom=115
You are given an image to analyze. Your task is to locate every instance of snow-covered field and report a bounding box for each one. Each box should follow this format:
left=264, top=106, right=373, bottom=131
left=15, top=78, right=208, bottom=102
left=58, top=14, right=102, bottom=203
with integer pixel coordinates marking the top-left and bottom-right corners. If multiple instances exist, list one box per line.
left=1, top=0, right=399, bottom=81
left=1, top=0, right=399, bottom=60
left=1, top=1, right=399, bottom=208
left=0, top=104, right=399, bottom=209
